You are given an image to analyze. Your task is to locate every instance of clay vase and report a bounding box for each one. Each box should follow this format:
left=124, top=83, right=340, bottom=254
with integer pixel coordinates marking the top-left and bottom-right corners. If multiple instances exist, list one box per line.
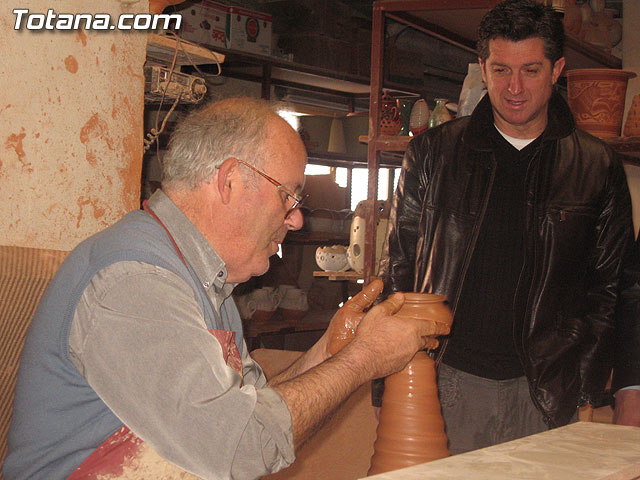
left=368, top=293, right=453, bottom=476
left=566, top=69, right=637, bottom=138
left=409, top=99, right=430, bottom=136
left=396, top=98, right=416, bottom=136
left=427, top=98, right=453, bottom=129
left=379, top=92, right=402, bottom=136
left=562, top=0, right=583, bottom=36
left=623, top=94, right=640, bottom=137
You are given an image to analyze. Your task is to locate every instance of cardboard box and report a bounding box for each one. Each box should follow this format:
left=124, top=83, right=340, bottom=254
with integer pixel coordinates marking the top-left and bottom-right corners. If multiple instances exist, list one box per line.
left=171, top=2, right=202, bottom=44
left=226, top=6, right=271, bottom=56
left=199, top=0, right=227, bottom=49
left=173, top=1, right=226, bottom=50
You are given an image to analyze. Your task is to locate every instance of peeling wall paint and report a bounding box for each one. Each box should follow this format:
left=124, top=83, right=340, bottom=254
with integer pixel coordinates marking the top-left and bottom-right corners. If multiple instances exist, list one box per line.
left=0, top=0, right=147, bottom=250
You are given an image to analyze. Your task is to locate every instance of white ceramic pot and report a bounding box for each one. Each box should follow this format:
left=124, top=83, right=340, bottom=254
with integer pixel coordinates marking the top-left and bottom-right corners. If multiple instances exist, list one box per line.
left=279, top=287, right=309, bottom=311
left=347, top=200, right=391, bottom=275
left=409, top=99, right=430, bottom=136
left=315, top=245, right=350, bottom=272
left=250, top=287, right=282, bottom=312
left=234, top=294, right=256, bottom=320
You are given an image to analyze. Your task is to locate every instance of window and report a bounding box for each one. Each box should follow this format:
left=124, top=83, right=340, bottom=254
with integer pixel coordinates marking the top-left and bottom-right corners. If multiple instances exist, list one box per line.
left=305, top=164, right=400, bottom=211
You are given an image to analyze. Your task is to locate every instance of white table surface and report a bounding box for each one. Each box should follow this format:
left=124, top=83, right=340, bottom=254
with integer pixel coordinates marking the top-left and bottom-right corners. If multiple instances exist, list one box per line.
left=364, top=422, right=640, bottom=480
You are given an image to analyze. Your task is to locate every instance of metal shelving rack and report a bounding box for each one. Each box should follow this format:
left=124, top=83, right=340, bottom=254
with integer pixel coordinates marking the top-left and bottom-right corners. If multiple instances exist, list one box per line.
left=363, top=0, right=629, bottom=283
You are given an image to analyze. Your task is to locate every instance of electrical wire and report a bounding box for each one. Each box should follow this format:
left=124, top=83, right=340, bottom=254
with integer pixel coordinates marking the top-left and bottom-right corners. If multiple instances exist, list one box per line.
left=143, top=31, right=223, bottom=162
left=164, top=30, right=223, bottom=78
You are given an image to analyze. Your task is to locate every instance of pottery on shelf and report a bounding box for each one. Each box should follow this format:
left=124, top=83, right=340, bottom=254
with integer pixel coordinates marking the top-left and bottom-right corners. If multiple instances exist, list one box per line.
left=427, top=98, right=453, bottom=129
left=409, top=99, right=430, bottom=136
left=277, top=286, right=309, bottom=323
left=347, top=200, right=390, bottom=275
left=246, top=287, right=282, bottom=324
left=566, top=69, right=636, bottom=138
left=623, top=94, right=640, bottom=138
left=379, top=92, right=402, bottom=136
left=396, top=98, right=416, bottom=136
left=315, top=245, right=350, bottom=272
left=368, top=293, right=453, bottom=476
left=558, top=0, right=583, bottom=36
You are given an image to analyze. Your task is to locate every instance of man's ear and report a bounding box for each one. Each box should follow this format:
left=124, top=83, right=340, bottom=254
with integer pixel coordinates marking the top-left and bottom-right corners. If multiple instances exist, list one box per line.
left=216, top=157, right=239, bottom=205
left=478, top=56, right=487, bottom=84
left=551, top=56, right=566, bottom=85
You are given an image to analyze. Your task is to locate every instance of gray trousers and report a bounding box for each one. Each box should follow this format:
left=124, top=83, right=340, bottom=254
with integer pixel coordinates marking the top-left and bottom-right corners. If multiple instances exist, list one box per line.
left=436, top=363, right=571, bottom=455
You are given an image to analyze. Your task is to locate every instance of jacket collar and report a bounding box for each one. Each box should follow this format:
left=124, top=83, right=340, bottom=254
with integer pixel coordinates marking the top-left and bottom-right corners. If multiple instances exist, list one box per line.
left=463, top=89, right=575, bottom=151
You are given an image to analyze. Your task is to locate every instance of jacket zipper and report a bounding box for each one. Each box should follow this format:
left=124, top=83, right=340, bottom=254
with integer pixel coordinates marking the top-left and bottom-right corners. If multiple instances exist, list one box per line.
left=513, top=141, right=553, bottom=426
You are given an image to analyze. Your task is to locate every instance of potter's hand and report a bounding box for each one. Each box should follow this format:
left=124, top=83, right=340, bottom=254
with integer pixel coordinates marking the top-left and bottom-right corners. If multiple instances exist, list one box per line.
left=326, top=279, right=384, bottom=355
left=347, top=292, right=443, bottom=380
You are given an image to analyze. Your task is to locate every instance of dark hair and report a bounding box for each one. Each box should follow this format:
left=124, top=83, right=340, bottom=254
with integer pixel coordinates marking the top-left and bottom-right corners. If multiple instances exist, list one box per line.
left=477, top=0, right=565, bottom=63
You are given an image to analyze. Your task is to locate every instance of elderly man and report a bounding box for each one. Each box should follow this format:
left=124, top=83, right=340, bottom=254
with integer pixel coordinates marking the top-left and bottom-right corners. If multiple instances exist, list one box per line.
left=5, top=98, right=445, bottom=479
left=381, top=0, right=640, bottom=455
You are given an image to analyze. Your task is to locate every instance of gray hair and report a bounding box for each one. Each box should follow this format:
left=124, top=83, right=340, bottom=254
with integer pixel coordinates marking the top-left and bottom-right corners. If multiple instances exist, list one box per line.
left=161, top=97, right=279, bottom=190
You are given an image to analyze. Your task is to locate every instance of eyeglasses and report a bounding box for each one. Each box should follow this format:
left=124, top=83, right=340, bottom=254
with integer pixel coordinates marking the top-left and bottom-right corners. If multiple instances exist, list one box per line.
left=237, top=159, right=308, bottom=218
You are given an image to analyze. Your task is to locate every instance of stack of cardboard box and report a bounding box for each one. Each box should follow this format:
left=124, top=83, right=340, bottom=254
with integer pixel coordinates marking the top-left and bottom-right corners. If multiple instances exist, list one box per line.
left=173, top=1, right=272, bottom=56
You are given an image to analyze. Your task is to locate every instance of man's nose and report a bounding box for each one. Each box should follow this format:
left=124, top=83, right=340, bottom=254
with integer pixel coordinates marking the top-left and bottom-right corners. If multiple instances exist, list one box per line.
left=285, top=208, right=304, bottom=231
left=508, top=72, right=523, bottom=95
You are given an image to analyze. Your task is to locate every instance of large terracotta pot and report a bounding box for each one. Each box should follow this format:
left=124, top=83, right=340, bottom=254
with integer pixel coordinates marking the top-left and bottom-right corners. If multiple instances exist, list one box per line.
left=566, top=68, right=637, bottom=138
left=368, top=293, right=453, bottom=476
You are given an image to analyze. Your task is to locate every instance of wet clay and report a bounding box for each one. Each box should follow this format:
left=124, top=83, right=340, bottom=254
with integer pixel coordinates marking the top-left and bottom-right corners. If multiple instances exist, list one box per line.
left=368, top=293, right=453, bottom=476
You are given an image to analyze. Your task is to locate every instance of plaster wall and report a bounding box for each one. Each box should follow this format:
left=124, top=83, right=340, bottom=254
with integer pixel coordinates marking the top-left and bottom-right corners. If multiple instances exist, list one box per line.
left=0, top=0, right=147, bottom=251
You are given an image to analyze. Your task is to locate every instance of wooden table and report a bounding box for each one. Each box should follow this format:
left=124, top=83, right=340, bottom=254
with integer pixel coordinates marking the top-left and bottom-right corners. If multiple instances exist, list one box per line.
left=364, top=422, right=640, bottom=480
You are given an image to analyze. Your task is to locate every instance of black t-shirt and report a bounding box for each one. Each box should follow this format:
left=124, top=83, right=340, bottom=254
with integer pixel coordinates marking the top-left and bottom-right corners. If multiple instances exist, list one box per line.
left=442, top=128, right=543, bottom=380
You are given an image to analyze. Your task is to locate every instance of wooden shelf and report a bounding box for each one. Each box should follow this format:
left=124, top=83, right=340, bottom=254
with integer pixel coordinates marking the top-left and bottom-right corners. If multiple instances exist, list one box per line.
left=379, top=2, right=621, bottom=71
left=607, top=137, right=640, bottom=168
left=607, top=136, right=640, bottom=153
left=146, top=33, right=225, bottom=66
left=359, top=135, right=412, bottom=152
left=313, top=271, right=364, bottom=281
left=357, top=134, right=640, bottom=167
left=285, top=231, right=349, bottom=245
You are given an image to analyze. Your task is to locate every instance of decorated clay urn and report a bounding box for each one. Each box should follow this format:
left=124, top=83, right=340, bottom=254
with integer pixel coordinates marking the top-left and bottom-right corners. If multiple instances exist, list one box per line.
left=368, top=293, right=453, bottom=476
left=566, top=68, right=637, bottom=138
left=379, top=92, right=402, bottom=136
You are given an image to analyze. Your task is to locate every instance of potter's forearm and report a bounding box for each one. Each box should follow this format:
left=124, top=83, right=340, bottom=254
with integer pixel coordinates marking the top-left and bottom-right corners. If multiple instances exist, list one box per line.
left=270, top=336, right=330, bottom=386
left=272, top=344, right=371, bottom=449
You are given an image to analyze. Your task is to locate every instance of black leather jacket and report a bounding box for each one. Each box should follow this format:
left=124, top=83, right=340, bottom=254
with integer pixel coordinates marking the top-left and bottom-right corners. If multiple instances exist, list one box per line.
left=383, top=92, right=635, bottom=427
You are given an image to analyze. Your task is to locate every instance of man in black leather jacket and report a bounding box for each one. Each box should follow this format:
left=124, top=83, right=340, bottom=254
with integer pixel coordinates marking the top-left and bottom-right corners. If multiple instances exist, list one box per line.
left=382, top=0, right=640, bottom=454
